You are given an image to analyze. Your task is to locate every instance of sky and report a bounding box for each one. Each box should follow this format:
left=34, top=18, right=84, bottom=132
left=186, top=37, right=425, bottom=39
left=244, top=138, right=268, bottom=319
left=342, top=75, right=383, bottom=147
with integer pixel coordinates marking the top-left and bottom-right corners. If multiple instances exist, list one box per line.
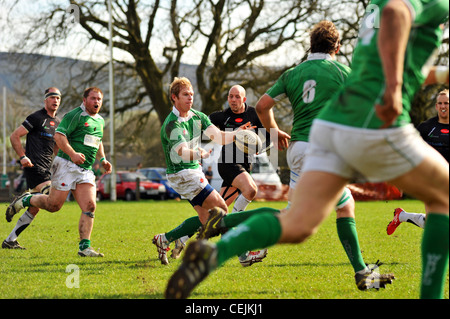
left=0, top=0, right=308, bottom=66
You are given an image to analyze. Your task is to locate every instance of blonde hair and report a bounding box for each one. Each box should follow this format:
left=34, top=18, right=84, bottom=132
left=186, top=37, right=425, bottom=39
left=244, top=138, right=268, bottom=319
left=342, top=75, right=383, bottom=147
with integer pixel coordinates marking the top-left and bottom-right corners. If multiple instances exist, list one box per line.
left=169, top=77, right=193, bottom=104
left=438, top=89, right=449, bottom=97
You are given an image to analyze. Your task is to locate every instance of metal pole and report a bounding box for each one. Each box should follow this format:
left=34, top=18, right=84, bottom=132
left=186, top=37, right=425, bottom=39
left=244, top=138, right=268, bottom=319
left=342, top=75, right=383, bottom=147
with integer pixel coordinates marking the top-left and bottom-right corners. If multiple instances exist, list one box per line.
left=2, top=87, right=6, bottom=176
left=107, top=0, right=116, bottom=201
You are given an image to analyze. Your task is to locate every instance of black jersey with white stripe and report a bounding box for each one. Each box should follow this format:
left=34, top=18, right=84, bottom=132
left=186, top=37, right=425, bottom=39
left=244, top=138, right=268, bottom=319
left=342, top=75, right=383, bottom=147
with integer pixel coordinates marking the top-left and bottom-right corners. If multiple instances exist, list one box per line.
left=22, top=108, right=61, bottom=171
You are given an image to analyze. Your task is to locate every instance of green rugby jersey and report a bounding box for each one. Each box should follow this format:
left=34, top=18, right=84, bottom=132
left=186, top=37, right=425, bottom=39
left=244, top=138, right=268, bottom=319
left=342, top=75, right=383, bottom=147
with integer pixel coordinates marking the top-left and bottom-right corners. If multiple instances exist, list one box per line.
left=318, top=0, right=449, bottom=129
left=56, top=104, right=105, bottom=170
left=266, top=53, right=351, bottom=142
left=161, top=107, right=213, bottom=174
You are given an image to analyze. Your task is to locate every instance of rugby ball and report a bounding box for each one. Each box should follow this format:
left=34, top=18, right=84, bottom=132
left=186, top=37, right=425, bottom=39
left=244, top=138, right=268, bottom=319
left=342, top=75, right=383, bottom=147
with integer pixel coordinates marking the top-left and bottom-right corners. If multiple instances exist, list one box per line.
left=234, top=130, right=262, bottom=155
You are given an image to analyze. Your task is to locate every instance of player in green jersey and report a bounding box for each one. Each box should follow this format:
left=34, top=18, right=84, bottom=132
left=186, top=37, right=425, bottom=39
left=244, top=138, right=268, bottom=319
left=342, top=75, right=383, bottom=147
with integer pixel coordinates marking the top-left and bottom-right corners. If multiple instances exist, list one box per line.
left=254, top=20, right=386, bottom=288
left=258, top=20, right=353, bottom=210
left=6, top=87, right=112, bottom=257
left=153, top=77, right=254, bottom=265
left=165, top=20, right=392, bottom=299
left=165, top=0, right=449, bottom=299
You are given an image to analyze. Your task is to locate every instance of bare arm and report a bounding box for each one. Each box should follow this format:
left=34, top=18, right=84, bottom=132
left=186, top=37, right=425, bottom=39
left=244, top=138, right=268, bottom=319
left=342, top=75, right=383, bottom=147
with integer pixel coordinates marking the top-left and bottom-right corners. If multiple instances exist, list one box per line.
left=10, top=125, right=34, bottom=168
left=255, top=94, right=291, bottom=150
left=96, top=141, right=112, bottom=174
left=204, top=122, right=255, bottom=146
left=375, top=0, right=412, bottom=128
left=175, top=122, right=256, bottom=161
left=176, top=144, right=211, bottom=161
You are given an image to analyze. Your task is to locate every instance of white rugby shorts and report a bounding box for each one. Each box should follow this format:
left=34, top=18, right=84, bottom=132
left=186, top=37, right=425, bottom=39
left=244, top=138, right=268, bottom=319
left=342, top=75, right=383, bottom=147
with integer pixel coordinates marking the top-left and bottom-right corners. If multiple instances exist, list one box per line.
left=51, top=156, right=96, bottom=191
left=167, top=167, right=209, bottom=200
left=288, top=140, right=352, bottom=209
left=287, top=141, right=309, bottom=189
left=304, top=120, right=428, bottom=183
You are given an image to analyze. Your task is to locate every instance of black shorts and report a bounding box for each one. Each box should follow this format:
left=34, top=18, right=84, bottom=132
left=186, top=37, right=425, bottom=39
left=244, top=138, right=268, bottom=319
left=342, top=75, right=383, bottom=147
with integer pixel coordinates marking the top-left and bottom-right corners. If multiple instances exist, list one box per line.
left=218, top=162, right=252, bottom=187
left=23, top=166, right=51, bottom=190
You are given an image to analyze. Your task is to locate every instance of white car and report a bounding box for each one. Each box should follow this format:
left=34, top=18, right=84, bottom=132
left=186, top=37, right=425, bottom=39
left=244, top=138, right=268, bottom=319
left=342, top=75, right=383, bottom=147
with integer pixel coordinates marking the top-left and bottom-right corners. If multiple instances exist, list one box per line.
left=201, top=143, right=283, bottom=200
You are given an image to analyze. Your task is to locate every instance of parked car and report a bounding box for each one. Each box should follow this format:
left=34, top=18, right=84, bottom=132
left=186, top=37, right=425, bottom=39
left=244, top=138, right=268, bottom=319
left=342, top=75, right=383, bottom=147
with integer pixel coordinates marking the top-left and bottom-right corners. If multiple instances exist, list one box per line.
left=96, top=171, right=166, bottom=201
left=250, top=154, right=283, bottom=200
left=138, top=167, right=180, bottom=199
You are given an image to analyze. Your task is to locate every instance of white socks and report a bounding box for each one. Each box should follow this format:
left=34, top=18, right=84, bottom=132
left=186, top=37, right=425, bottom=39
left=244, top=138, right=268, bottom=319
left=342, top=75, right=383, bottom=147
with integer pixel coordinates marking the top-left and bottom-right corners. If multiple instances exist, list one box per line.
left=232, top=194, right=252, bottom=213
left=399, top=211, right=426, bottom=229
left=6, top=210, right=34, bottom=242
left=179, top=235, right=190, bottom=245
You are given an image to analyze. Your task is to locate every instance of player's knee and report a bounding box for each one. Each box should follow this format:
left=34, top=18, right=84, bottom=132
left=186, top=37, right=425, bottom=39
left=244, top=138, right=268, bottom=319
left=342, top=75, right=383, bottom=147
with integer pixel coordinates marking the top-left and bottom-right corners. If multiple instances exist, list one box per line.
left=280, top=215, right=316, bottom=244
left=289, top=227, right=316, bottom=244
left=248, top=185, right=258, bottom=200
left=47, top=202, right=63, bottom=213
left=336, top=203, right=355, bottom=219
left=242, top=184, right=257, bottom=200
left=85, top=201, right=97, bottom=213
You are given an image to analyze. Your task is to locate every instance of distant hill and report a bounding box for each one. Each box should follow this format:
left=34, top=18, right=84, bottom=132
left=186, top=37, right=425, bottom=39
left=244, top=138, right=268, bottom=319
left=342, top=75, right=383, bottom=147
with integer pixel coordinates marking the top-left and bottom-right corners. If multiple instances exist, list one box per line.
left=0, top=52, right=100, bottom=111
left=0, top=51, right=199, bottom=169
left=0, top=51, right=198, bottom=115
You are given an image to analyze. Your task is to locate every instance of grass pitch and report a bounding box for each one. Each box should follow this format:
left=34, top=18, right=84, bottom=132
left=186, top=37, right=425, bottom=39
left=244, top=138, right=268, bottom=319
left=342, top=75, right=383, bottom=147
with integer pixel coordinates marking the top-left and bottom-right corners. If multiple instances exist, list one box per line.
left=0, top=199, right=448, bottom=300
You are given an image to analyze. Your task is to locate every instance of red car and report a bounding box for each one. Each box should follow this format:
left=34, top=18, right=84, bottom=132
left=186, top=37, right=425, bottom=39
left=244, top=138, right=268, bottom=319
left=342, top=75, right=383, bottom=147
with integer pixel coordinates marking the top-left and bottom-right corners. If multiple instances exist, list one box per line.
left=96, top=171, right=166, bottom=201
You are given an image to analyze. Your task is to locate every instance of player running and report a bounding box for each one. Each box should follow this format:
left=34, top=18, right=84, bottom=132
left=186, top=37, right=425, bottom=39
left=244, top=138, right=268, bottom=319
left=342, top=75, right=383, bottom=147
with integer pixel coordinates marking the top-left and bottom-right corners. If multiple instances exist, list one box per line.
left=152, top=77, right=254, bottom=265
left=3, top=87, right=61, bottom=249
left=166, top=0, right=449, bottom=299
left=6, top=87, right=112, bottom=257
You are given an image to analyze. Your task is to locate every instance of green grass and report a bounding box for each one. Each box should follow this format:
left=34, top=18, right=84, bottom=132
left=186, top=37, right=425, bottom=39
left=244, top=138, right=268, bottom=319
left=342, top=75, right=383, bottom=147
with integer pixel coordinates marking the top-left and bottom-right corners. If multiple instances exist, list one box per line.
left=0, top=199, right=448, bottom=299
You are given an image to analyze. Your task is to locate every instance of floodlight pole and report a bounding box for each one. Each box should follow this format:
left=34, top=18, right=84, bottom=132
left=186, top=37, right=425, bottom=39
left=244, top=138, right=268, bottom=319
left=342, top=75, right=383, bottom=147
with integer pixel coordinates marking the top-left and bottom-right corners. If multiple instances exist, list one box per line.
left=107, top=0, right=117, bottom=201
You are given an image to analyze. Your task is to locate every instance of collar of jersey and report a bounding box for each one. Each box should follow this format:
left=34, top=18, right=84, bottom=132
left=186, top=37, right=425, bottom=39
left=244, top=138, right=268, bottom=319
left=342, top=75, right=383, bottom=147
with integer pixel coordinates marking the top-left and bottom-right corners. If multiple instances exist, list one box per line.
left=80, top=103, right=102, bottom=119
left=172, top=106, right=195, bottom=122
left=307, top=53, right=334, bottom=61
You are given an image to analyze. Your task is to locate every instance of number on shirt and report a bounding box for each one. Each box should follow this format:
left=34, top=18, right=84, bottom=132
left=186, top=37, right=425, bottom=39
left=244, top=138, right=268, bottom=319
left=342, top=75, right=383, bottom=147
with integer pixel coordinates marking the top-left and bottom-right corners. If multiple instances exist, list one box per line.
left=302, top=80, right=316, bottom=103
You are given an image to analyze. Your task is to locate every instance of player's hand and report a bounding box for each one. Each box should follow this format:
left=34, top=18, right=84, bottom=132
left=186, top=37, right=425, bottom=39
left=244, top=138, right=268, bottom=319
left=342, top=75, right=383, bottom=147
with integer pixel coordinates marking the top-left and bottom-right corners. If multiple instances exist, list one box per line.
left=276, top=129, right=291, bottom=150
left=102, top=160, right=112, bottom=174
left=375, top=85, right=403, bottom=129
left=71, top=152, right=86, bottom=165
left=198, top=147, right=212, bottom=159
left=237, top=121, right=257, bottom=131
left=20, top=156, right=34, bottom=168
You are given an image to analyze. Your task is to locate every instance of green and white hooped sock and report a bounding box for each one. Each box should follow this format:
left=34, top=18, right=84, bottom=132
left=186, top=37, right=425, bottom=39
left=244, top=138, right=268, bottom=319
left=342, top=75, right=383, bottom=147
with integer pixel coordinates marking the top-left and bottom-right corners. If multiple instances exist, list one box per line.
left=79, top=239, right=91, bottom=251
left=22, top=194, right=33, bottom=208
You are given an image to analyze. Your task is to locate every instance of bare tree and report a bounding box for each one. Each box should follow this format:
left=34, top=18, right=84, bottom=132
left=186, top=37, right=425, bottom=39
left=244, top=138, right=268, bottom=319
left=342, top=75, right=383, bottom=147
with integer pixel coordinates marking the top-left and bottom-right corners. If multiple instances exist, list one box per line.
left=1, top=0, right=447, bottom=160
left=1, top=0, right=327, bottom=124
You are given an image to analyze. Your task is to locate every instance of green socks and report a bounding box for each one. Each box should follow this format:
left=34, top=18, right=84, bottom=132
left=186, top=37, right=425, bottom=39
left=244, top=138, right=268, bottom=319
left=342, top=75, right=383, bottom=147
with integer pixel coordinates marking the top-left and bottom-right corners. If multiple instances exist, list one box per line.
left=79, top=239, right=91, bottom=251
left=336, top=217, right=367, bottom=273
left=222, top=207, right=280, bottom=229
left=421, top=213, right=449, bottom=299
left=22, top=194, right=32, bottom=208
left=165, top=216, right=201, bottom=242
left=164, top=207, right=280, bottom=243
left=216, top=212, right=282, bottom=266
